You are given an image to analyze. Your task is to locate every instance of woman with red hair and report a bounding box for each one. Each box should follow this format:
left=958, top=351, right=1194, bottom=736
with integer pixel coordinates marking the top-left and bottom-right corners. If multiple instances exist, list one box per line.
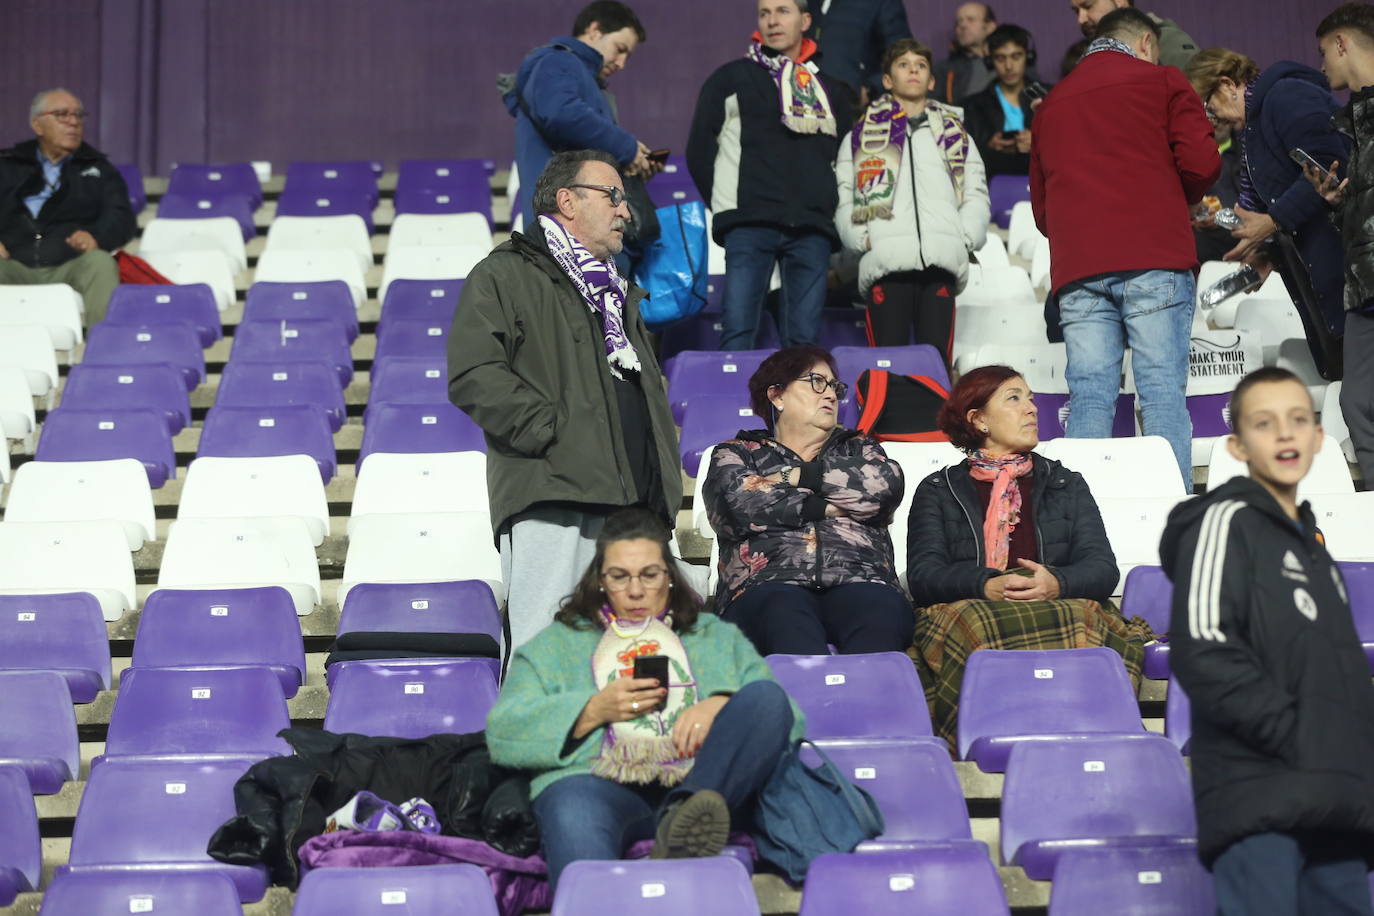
left=905, top=364, right=1152, bottom=746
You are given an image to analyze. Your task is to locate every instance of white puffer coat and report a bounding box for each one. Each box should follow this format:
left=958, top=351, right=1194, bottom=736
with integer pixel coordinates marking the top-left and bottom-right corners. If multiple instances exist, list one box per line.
left=836, top=108, right=990, bottom=296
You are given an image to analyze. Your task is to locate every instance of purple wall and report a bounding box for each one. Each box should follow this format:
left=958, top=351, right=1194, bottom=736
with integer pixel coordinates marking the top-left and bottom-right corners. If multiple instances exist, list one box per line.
left=0, top=0, right=1326, bottom=176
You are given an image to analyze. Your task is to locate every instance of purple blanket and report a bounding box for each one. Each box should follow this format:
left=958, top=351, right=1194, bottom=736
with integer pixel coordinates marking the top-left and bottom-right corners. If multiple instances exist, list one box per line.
left=298, top=832, right=758, bottom=915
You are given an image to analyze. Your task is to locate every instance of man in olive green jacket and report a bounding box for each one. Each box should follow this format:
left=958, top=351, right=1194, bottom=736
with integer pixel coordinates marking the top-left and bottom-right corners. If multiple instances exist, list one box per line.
left=447, top=150, right=682, bottom=649
left=1071, top=0, right=1198, bottom=70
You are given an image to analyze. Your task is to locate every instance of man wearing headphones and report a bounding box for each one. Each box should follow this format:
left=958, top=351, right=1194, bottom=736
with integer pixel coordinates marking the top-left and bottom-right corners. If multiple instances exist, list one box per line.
left=961, top=24, right=1049, bottom=177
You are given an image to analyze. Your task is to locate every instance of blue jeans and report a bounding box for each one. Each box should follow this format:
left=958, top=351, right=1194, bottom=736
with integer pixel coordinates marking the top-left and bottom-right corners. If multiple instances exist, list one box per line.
left=1213, top=832, right=1374, bottom=916
left=531, top=680, right=794, bottom=891
left=720, top=226, right=830, bottom=350
left=1058, top=268, right=1195, bottom=488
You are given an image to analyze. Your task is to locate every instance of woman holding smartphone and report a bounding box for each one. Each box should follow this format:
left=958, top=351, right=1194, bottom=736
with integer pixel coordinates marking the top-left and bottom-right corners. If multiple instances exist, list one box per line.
left=485, top=508, right=805, bottom=892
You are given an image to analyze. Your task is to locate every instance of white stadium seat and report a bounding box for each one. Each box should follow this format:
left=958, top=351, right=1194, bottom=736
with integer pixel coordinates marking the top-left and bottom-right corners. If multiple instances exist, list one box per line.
left=1006, top=200, right=1042, bottom=260
left=156, top=516, right=321, bottom=615
left=1095, top=495, right=1192, bottom=593
left=0, top=366, right=35, bottom=441
left=265, top=214, right=373, bottom=275
left=1205, top=434, right=1353, bottom=497
left=973, top=233, right=1010, bottom=269
left=339, top=511, right=503, bottom=608
left=3, top=459, right=155, bottom=550
left=0, top=325, right=59, bottom=396
left=143, top=250, right=238, bottom=311
left=349, top=451, right=488, bottom=534
left=0, top=520, right=136, bottom=620
left=389, top=213, right=494, bottom=250
left=1039, top=436, right=1188, bottom=499
left=138, top=216, right=247, bottom=273
left=0, top=284, right=83, bottom=349
left=378, top=245, right=489, bottom=303
left=254, top=248, right=367, bottom=307
left=1320, top=382, right=1356, bottom=464
left=1308, top=492, right=1374, bottom=561
left=177, top=455, right=330, bottom=546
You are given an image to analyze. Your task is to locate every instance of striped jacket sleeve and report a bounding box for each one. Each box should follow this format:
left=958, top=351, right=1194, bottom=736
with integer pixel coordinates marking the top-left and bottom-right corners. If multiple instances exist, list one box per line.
left=1168, top=500, right=1297, bottom=759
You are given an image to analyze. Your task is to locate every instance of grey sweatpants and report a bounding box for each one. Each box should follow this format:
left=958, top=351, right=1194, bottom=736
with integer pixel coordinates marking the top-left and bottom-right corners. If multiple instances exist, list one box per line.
left=500, top=507, right=607, bottom=651
left=1343, top=310, right=1374, bottom=487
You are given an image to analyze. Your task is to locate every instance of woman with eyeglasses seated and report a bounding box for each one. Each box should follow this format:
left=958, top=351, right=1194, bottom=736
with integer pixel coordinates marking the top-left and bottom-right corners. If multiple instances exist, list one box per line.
left=905, top=365, right=1152, bottom=747
left=485, top=508, right=804, bottom=891
left=702, top=345, right=913, bottom=658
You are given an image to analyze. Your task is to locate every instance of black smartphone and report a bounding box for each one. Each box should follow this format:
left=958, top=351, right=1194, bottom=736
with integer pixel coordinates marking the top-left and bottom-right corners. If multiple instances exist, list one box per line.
left=647, top=148, right=671, bottom=164
left=1289, top=147, right=1335, bottom=182
left=633, top=655, right=670, bottom=687
left=999, top=130, right=1018, bottom=141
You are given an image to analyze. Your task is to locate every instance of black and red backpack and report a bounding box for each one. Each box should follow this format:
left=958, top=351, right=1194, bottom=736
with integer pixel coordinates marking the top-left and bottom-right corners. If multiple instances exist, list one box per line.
left=853, top=369, right=951, bottom=442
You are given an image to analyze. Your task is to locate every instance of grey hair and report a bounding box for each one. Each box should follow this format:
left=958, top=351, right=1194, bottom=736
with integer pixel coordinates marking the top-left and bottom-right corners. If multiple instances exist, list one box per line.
left=531, top=149, right=621, bottom=216
left=30, top=88, right=75, bottom=121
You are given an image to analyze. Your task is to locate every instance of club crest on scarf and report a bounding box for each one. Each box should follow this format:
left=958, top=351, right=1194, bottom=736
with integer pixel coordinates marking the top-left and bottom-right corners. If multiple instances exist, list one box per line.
left=746, top=40, right=837, bottom=137
left=849, top=95, right=970, bottom=224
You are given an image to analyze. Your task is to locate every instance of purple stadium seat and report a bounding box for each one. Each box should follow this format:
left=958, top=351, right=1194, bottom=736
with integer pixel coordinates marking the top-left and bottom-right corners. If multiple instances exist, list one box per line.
left=379, top=278, right=463, bottom=331
left=60, top=363, right=191, bottom=435
left=367, top=357, right=449, bottom=413
left=659, top=311, right=779, bottom=362
left=957, top=648, right=1146, bottom=772
left=323, top=660, right=498, bottom=738
left=988, top=174, right=1031, bottom=229
left=646, top=173, right=702, bottom=209
left=373, top=317, right=450, bottom=365
left=766, top=653, right=933, bottom=741
left=832, top=345, right=951, bottom=389
left=35, top=408, right=175, bottom=488
left=397, top=158, right=490, bottom=191
left=1034, top=392, right=1136, bottom=441
left=798, top=739, right=974, bottom=850
left=554, top=857, right=757, bottom=915
left=1000, top=734, right=1196, bottom=880
left=357, top=402, right=486, bottom=472
left=216, top=361, right=346, bottom=431
left=799, top=846, right=1009, bottom=916
left=1165, top=677, right=1190, bottom=754
left=1119, top=565, right=1172, bottom=679
left=39, top=871, right=243, bottom=916
left=81, top=322, right=206, bottom=389
left=96, top=666, right=291, bottom=766
left=198, top=404, right=336, bottom=483
left=1342, top=562, right=1374, bottom=672
left=0, top=671, right=78, bottom=794
left=285, top=161, right=379, bottom=206
left=337, top=580, right=503, bottom=684
left=155, top=192, right=256, bottom=241
left=275, top=187, right=376, bottom=234
left=1186, top=392, right=1232, bottom=440
left=230, top=319, right=353, bottom=387
left=0, top=592, right=111, bottom=702
left=816, top=309, right=870, bottom=349
left=0, top=767, right=39, bottom=905
left=666, top=350, right=775, bottom=424
left=116, top=163, right=146, bottom=213
left=59, top=757, right=269, bottom=902
left=130, top=587, right=306, bottom=698
left=394, top=186, right=494, bottom=222
left=1048, top=845, right=1214, bottom=916
left=679, top=395, right=758, bottom=474
left=106, top=283, right=223, bottom=347
left=294, top=864, right=499, bottom=916
left=243, top=280, right=359, bottom=343
left=167, top=163, right=263, bottom=208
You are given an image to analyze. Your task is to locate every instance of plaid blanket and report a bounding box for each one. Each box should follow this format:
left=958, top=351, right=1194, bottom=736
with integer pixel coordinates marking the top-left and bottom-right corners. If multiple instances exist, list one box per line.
left=908, top=597, right=1156, bottom=750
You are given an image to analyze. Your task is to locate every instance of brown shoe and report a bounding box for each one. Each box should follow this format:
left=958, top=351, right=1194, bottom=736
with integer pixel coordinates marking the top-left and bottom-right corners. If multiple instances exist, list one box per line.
left=651, top=789, right=730, bottom=859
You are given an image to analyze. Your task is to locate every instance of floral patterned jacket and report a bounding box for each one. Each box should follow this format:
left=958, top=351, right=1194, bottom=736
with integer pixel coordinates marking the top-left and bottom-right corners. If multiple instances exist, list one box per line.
left=703, top=428, right=905, bottom=609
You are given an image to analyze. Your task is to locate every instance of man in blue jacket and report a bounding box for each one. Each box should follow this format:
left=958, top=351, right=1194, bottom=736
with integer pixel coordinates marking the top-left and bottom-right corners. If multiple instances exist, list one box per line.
left=503, top=2, right=653, bottom=230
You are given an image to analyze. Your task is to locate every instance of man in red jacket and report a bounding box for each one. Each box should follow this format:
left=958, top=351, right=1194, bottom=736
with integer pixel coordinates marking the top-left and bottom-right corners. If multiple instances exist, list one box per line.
left=1030, top=7, right=1219, bottom=489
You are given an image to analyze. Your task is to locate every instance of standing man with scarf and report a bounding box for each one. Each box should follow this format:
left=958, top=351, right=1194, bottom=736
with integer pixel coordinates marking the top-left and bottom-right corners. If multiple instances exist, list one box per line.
left=836, top=38, right=990, bottom=355
left=1030, top=7, right=1218, bottom=489
left=447, top=150, right=682, bottom=650
left=686, top=0, right=853, bottom=350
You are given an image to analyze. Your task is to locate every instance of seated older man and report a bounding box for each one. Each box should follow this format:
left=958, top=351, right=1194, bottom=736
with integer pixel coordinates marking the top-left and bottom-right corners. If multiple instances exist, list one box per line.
left=0, top=88, right=134, bottom=324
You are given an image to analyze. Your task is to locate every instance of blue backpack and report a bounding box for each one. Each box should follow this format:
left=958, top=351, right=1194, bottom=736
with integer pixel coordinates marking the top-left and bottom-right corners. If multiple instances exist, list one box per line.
left=635, top=201, right=709, bottom=330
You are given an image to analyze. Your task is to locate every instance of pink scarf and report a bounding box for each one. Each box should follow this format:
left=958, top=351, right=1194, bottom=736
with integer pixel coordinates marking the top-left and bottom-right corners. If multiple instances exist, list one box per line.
left=967, top=451, right=1033, bottom=572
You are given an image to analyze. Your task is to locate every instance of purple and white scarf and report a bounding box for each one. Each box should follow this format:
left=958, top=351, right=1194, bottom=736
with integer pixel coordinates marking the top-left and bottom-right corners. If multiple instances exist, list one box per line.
left=539, top=214, right=641, bottom=380
left=746, top=41, right=837, bottom=137
left=850, top=96, right=970, bottom=223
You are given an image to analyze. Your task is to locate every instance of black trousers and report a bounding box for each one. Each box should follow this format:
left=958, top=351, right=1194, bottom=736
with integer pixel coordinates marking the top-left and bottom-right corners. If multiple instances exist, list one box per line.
left=865, top=268, right=957, bottom=359
left=721, top=582, right=915, bottom=657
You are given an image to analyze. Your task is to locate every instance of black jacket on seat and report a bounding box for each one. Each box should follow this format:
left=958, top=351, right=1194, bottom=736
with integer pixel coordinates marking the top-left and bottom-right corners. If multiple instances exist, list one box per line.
left=905, top=451, right=1119, bottom=606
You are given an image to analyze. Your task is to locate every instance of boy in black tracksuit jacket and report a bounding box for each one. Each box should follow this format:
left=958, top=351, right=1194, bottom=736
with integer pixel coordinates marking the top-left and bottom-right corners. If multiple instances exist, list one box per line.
left=1160, top=367, right=1374, bottom=916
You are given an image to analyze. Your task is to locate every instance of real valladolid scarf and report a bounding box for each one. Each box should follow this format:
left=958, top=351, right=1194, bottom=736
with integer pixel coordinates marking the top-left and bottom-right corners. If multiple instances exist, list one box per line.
left=850, top=95, right=970, bottom=223
left=590, top=608, right=700, bottom=785
left=539, top=214, right=641, bottom=380
left=746, top=40, right=837, bottom=137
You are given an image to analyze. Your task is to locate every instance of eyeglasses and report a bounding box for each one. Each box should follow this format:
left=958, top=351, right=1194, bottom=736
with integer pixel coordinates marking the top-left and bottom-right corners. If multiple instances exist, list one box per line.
left=569, top=183, right=626, bottom=207
left=37, top=109, right=87, bottom=123
left=797, top=373, right=848, bottom=400
left=601, top=566, right=669, bottom=591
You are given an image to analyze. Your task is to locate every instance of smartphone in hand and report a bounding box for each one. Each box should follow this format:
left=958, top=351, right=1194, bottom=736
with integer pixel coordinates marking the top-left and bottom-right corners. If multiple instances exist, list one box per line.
left=633, top=654, right=670, bottom=688
left=647, top=148, right=670, bottom=164
left=1290, top=148, right=1336, bottom=182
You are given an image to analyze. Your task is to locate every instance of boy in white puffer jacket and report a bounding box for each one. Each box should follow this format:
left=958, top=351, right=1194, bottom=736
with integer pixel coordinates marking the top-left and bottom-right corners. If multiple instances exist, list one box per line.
left=836, top=38, right=990, bottom=357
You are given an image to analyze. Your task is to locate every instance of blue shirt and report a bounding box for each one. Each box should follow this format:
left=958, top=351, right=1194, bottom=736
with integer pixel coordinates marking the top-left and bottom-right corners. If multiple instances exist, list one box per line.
left=996, top=87, right=1025, bottom=133
left=24, top=148, right=68, bottom=219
